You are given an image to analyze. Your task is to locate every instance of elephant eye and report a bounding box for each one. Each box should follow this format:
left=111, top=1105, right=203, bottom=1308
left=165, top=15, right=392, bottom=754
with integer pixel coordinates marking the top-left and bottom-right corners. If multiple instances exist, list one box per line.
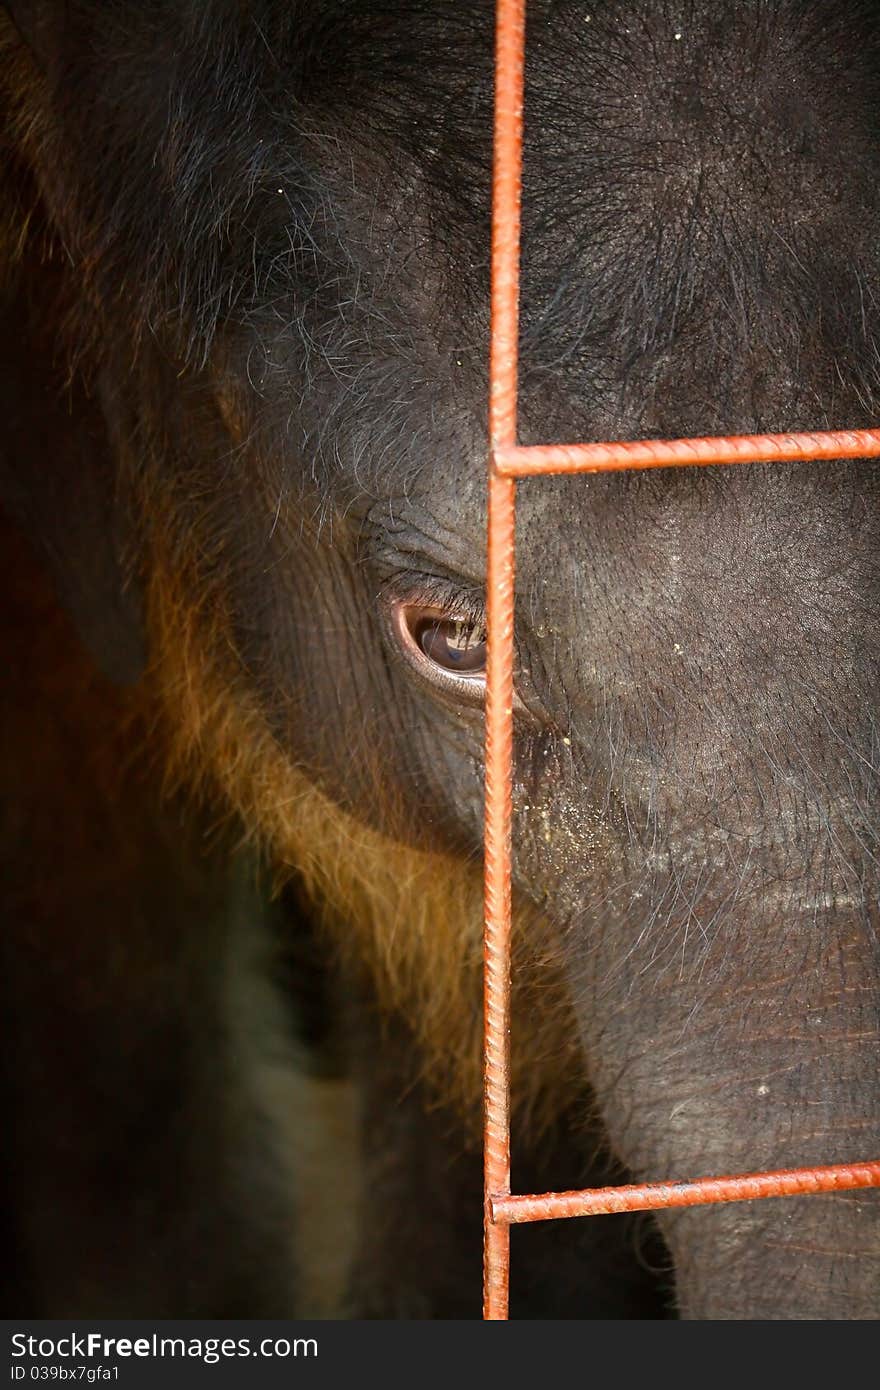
left=389, top=599, right=488, bottom=700
left=412, top=614, right=487, bottom=675
left=386, top=592, right=535, bottom=719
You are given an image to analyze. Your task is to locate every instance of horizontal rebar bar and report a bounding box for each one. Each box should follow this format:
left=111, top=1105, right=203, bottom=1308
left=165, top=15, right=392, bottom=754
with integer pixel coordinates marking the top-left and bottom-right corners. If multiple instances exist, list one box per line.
left=494, top=429, right=880, bottom=477
left=490, top=1161, right=880, bottom=1225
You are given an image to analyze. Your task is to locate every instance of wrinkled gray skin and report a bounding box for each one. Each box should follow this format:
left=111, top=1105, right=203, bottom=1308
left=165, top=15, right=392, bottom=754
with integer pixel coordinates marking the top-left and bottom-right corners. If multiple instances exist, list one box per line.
left=2, top=0, right=880, bottom=1318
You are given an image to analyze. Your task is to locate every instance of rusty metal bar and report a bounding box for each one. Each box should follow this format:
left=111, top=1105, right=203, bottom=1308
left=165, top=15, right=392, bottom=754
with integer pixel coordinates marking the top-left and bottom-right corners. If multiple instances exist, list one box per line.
left=483, top=0, right=525, bottom=1323
left=491, top=1160, right=880, bottom=1225
left=495, top=429, right=880, bottom=476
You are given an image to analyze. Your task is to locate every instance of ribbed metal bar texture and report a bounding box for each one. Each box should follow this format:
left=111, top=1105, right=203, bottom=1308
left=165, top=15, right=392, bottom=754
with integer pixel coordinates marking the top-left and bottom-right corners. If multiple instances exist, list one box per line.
left=495, top=429, right=880, bottom=476
left=483, top=0, right=525, bottom=1323
left=491, top=1162, right=880, bottom=1225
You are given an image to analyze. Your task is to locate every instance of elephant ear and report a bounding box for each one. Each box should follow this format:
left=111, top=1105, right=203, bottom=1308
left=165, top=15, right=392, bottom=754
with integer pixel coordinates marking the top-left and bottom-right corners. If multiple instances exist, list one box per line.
left=0, top=262, right=147, bottom=686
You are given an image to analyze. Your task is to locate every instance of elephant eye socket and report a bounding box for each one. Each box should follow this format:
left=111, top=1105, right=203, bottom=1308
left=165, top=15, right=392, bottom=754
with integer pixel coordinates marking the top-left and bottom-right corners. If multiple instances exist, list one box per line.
left=389, top=599, right=488, bottom=701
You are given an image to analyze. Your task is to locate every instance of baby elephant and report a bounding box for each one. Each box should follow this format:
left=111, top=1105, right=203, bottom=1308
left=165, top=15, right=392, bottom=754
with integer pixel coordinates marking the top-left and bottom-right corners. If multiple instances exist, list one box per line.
left=1, top=0, right=878, bottom=1318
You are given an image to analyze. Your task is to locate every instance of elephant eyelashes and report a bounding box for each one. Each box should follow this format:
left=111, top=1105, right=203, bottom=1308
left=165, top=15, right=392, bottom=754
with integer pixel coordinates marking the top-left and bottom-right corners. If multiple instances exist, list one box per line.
left=390, top=599, right=488, bottom=701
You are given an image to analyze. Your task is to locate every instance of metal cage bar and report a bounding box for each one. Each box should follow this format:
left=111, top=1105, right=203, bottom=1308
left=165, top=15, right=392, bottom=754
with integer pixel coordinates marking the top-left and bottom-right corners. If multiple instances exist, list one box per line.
left=483, top=0, right=880, bottom=1321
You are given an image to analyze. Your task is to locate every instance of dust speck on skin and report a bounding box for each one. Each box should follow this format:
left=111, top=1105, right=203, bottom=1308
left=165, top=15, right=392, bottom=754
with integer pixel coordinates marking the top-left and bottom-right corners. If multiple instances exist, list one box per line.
left=523, top=797, right=614, bottom=886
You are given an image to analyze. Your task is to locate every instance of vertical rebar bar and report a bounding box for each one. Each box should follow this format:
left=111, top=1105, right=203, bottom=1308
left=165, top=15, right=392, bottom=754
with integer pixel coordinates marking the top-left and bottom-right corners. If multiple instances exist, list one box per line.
left=483, top=0, right=526, bottom=1323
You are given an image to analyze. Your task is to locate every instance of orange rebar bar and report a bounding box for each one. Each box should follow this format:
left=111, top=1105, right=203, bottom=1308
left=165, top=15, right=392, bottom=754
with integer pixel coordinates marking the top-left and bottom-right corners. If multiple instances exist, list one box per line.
left=491, top=1161, right=880, bottom=1225
left=483, top=0, right=525, bottom=1324
left=495, top=429, right=880, bottom=477
left=483, top=0, right=880, bottom=1322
